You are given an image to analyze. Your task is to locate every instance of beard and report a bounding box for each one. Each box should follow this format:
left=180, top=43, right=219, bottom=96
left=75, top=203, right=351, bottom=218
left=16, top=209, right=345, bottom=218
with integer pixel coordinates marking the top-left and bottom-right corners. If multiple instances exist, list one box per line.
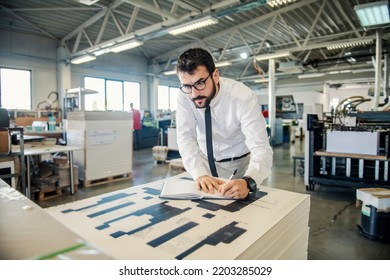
left=191, top=80, right=217, bottom=109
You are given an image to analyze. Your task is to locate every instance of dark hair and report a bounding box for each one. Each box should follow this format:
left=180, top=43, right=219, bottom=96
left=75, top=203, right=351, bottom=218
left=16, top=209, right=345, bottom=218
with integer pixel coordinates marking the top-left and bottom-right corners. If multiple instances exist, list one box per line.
left=176, top=48, right=215, bottom=75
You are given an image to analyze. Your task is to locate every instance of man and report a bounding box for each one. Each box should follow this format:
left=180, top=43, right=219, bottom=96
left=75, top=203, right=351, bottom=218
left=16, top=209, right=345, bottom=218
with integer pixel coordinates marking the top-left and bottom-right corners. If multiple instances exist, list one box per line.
left=175, top=48, right=273, bottom=199
left=130, top=102, right=141, bottom=150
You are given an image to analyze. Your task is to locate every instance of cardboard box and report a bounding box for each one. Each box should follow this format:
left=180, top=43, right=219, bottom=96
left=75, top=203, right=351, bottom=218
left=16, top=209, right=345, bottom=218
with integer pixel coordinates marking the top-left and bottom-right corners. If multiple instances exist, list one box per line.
left=152, top=146, right=168, bottom=161
left=356, top=188, right=390, bottom=211
left=0, top=131, right=10, bottom=155
left=50, top=163, right=79, bottom=188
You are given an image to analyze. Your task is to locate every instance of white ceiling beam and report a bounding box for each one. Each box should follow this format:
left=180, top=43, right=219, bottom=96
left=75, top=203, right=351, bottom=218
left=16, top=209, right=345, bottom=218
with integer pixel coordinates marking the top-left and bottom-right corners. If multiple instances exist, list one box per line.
left=219, top=29, right=238, bottom=61
left=278, top=13, right=301, bottom=48
left=122, top=0, right=178, bottom=21
left=152, top=0, right=166, bottom=21
left=254, top=16, right=277, bottom=54
left=95, top=9, right=112, bottom=45
left=71, top=0, right=246, bottom=57
left=237, top=30, right=254, bottom=56
left=61, top=6, right=107, bottom=44
left=125, top=6, right=139, bottom=34
left=72, top=30, right=83, bottom=53
left=61, top=0, right=125, bottom=44
left=0, top=4, right=57, bottom=40
left=154, top=0, right=317, bottom=60
left=303, top=0, right=326, bottom=47
left=332, top=0, right=361, bottom=38
left=109, top=9, right=126, bottom=36
left=83, top=29, right=93, bottom=47
left=166, top=0, right=241, bottom=15
left=166, top=0, right=196, bottom=12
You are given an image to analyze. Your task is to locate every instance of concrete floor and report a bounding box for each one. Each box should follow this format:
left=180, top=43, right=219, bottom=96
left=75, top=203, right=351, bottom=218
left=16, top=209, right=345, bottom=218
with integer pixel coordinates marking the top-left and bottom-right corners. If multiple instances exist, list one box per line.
left=37, top=140, right=390, bottom=260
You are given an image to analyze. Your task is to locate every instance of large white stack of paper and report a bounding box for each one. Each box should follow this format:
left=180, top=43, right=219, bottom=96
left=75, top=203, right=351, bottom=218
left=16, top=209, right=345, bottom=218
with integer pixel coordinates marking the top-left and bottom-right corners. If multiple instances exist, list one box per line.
left=0, top=179, right=113, bottom=260
left=67, top=111, right=133, bottom=183
left=45, top=173, right=310, bottom=260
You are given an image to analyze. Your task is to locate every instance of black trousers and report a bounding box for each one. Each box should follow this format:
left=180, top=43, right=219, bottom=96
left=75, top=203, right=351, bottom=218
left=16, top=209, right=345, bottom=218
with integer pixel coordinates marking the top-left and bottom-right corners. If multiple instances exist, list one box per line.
left=133, top=130, right=141, bottom=150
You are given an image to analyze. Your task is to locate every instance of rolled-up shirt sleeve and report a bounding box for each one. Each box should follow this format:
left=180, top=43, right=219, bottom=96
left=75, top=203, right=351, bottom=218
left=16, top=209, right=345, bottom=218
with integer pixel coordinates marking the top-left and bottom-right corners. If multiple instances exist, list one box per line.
left=176, top=94, right=209, bottom=180
left=239, top=94, right=273, bottom=185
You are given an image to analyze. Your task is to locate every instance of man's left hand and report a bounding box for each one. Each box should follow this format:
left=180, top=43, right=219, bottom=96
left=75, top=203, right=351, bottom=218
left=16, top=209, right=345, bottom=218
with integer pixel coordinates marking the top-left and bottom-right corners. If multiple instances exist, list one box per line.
left=195, top=175, right=225, bottom=193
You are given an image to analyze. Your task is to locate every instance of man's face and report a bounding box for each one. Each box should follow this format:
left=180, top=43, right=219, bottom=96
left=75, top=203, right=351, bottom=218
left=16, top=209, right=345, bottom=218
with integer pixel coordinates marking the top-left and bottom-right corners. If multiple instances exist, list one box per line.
left=178, top=66, right=219, bottom=109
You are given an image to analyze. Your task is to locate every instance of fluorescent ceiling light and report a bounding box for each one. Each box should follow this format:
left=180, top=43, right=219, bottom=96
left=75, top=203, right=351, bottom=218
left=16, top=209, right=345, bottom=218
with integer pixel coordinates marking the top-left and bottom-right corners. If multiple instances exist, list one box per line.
left=215, top=61, right=232, bottom=67
left=168, top=16, right=218, bottom=35
left=354, top=1, right=390, bottom=27
left=328, top=70, right=352, bottom=75
left=71, top=54, right=96, bottom=64
left=298, top=73, right=325, bottom=79
left=255, top=51, right=291, bottom=61
left=94, top=48, right=112, bottom=56
left=162, top=69, right=176, bottom=75
left=267, top=0, right=299, bottom=8
left=327, top=39, right=374, bottom=50
left=93, top=41, right=116, bottom=56
left=109, top=40, right=143, bottom=53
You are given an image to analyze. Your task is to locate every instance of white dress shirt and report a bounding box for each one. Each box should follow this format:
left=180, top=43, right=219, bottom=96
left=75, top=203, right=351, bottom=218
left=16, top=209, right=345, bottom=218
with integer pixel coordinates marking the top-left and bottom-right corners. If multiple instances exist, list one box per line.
left=176, top=77, right=273, bottom=185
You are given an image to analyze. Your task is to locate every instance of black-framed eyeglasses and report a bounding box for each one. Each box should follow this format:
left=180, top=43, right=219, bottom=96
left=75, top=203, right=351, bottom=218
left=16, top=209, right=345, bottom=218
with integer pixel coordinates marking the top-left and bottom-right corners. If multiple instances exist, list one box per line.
left=179, top=74, right=211, bottom=94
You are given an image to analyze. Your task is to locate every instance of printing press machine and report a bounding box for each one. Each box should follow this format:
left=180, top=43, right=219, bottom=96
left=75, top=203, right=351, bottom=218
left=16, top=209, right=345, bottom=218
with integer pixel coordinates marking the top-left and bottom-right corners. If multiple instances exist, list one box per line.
left=304, top=110, right=390, bottom=191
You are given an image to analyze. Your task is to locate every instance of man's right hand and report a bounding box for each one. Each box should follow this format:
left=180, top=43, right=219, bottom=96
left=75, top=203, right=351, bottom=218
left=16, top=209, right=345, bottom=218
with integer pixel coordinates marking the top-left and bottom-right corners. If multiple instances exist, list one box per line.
left=195, top=175, right=225, bottom=194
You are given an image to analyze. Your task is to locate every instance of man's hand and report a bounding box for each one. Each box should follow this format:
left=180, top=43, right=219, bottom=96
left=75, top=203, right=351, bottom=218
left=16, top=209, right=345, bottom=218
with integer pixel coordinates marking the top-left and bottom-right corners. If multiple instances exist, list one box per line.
left=219, top=179, right=250, bottom=199
left=195, top=175, right=225, bottom=193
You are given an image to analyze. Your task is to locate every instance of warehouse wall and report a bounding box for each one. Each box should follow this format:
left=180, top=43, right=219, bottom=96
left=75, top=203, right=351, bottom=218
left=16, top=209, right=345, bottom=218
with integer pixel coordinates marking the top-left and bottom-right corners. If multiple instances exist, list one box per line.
left=70, top=52, right=150, bottom=110
left=0, top=30, right=152, bottom=111
left=256, top=83, right=327, bottom=115
left=256, top=80, right=385, bottom=117
left=0, top=30, right=57, bottom=108
left=327, top=85, right=375, bottom=112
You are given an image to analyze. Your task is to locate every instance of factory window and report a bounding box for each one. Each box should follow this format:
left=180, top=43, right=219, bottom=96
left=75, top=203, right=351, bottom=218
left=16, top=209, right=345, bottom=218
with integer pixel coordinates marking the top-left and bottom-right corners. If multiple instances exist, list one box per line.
left=124, top=81, right=140, bottom=111
left=84, top=76, right=140, bottom=111
left=158, top=85, right=179, bottom=111
left=330, top=98, right=340, bottom=113
left=0, top=68, right=31, bottom=110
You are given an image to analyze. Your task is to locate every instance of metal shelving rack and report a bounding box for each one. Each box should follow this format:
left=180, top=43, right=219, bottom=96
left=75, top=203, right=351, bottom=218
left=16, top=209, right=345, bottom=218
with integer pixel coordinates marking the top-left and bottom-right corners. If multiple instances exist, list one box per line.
left=63, top=87, right=98, bottom=119
left=0, top=128, right=27, bottom=196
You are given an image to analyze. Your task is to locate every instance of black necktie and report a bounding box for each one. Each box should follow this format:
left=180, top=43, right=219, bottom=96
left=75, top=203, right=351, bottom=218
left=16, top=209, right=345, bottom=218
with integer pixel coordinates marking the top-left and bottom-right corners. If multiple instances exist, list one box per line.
left=205, top=106, right=218, bottom=177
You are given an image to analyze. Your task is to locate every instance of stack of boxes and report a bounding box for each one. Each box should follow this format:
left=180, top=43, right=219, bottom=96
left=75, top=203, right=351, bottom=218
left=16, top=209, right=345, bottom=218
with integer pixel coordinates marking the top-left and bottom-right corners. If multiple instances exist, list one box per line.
left=32, top=155, right=78, bottom=200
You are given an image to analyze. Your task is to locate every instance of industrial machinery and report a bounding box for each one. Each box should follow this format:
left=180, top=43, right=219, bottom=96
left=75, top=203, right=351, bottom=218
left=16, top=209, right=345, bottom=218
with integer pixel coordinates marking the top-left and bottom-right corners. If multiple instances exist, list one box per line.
left=304, top=96, right=390, bottom=191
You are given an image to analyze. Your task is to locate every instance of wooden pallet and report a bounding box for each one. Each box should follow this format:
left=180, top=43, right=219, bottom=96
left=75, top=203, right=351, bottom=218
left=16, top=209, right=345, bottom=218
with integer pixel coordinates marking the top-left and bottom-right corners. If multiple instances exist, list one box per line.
left=83, top=172, right=132, bottom=188
left=36, top=187, right=62, bottom=201
left=35, top=184, right=78, bottom=201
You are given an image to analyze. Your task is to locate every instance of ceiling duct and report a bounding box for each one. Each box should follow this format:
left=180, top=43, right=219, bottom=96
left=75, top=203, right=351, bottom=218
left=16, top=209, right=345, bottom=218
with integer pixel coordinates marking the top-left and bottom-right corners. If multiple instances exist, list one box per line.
left=343, top=47, right=377, bottom=57
left=307, top=47, right=390, bottom=69
left=278, top=61, right=304, bottom=74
